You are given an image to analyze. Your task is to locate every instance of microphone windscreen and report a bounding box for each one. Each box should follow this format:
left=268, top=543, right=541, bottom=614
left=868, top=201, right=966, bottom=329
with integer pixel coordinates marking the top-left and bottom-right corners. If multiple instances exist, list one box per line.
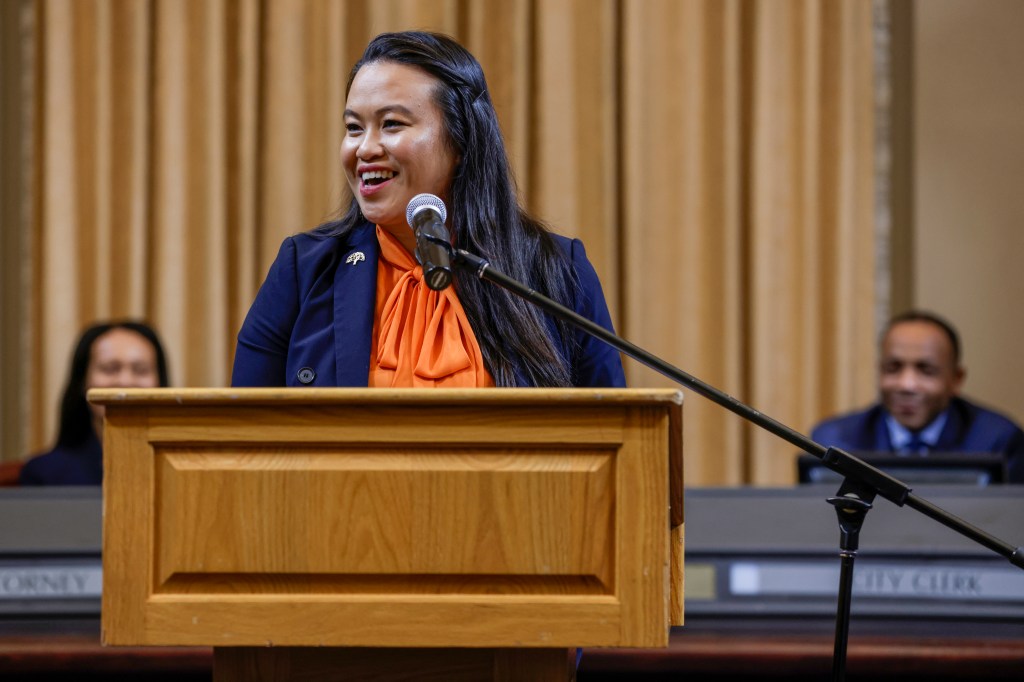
left=406, top=193, right=448, bottom=227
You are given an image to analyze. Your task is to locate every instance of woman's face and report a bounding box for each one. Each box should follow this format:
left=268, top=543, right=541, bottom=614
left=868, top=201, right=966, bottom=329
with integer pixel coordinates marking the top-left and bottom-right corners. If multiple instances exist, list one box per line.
left=85, top=328, right=160, bottom=426
left=342, top=61, right=459, bottom=249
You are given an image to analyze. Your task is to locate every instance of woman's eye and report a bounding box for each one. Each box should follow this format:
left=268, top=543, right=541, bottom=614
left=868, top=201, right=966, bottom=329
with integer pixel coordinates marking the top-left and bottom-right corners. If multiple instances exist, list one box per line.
left=382, top=119, right=404, bottom=129
left=345, top=122, right=362, bottom=133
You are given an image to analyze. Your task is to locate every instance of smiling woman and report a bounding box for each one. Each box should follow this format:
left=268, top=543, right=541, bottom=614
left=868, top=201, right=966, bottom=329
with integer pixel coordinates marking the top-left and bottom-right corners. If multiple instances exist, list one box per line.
left=231, top=31, right=625, bottom=392
left=341, top=62, right=459, bottom=254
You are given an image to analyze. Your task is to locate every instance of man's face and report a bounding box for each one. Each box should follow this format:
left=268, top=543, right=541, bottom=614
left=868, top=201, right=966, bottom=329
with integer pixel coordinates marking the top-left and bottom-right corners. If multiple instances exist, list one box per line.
left=879, top=320, right=964, bottom=431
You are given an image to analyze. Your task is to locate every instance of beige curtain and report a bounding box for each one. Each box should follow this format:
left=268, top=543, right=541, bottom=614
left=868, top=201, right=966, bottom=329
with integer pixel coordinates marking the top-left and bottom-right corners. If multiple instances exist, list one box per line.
left=619, top=0, right=877, bottom=484
left=15, top=0, right=876, bottom=485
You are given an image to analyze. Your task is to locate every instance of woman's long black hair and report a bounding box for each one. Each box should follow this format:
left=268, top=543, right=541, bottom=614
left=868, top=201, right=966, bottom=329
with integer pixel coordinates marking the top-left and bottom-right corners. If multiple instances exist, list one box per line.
left=315, top=31, right=577, bottom=387
left=56, top=321, right=170, bottom=448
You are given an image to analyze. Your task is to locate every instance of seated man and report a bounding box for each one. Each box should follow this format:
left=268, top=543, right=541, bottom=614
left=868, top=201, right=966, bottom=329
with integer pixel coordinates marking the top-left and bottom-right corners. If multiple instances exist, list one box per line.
left=811, top=310, right=1024, bottom=483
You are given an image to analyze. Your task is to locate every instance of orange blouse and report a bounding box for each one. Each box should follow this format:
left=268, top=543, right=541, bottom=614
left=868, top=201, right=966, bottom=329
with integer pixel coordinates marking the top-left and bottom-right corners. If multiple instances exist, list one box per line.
left=368, top=226, right=494, bottom=388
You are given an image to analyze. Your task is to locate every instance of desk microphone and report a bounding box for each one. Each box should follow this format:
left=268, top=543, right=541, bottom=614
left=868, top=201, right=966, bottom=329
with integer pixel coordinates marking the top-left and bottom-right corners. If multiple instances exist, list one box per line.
left=405, top=193, right=453, bottom=291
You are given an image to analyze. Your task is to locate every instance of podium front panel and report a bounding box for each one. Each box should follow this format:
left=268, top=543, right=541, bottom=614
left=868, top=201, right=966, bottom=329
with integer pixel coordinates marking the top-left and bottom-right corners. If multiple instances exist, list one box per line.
left=94, top=388, right=682, bottom=648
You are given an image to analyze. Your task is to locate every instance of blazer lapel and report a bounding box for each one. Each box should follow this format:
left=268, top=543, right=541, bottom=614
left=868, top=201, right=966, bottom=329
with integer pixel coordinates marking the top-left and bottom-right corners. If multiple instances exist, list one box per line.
left=333, top=222, right=379, bottom=386
left=934, top=398, right=968, bottom=450
left=871, top=406, right=894, bottom=451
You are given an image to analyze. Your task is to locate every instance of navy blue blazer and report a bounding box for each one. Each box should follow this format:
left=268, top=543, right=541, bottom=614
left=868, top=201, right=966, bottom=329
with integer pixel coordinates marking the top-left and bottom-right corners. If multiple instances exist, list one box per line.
left=19, top=433, right=103, bottom=486
left=810, top=397, right=1024, bottom=483
left=232, top=222, right=626, bottom=389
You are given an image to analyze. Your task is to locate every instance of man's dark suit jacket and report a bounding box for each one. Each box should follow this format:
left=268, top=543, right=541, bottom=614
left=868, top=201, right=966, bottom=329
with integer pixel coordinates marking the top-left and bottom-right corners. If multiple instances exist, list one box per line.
left=810, top=397, right=1024, bottom=483
left=232, top=221, right=626, bottom=389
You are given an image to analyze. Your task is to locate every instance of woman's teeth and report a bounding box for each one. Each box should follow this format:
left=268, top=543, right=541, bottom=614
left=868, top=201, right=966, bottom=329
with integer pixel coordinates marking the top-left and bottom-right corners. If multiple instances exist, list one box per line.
left=361, top=170, right=395, bottom=185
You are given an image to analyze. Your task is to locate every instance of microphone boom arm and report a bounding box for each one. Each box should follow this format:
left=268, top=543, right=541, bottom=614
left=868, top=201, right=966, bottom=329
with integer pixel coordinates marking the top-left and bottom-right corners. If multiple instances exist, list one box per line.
left=451, top=247, right=1024, bottom=570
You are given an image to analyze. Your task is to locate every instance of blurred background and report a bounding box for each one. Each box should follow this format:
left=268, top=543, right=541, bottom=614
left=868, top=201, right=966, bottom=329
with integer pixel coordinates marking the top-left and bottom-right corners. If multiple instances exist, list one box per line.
left=1, top=0, right=1022, bottom=487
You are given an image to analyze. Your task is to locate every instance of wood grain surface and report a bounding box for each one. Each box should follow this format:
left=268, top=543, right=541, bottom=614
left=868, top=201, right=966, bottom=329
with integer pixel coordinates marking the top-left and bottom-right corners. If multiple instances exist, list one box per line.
left=94, top=388, right=683, bottom=650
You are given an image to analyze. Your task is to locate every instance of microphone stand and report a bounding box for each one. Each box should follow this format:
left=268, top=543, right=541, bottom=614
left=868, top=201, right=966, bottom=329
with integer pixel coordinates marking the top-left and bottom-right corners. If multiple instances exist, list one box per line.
left=449, top=246, right=1024, bottom=682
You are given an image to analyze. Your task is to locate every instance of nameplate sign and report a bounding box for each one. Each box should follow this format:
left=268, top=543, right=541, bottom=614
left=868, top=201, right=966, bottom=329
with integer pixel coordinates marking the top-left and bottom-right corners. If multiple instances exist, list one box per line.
left=729, top=561, right=1024, bottom=602
left=0, top=565, right=103, bottom=600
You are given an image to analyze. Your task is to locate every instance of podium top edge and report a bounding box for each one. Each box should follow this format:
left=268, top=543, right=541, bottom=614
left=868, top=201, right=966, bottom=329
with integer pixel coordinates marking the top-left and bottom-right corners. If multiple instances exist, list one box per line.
left=87, top=387, right=684, bottom=406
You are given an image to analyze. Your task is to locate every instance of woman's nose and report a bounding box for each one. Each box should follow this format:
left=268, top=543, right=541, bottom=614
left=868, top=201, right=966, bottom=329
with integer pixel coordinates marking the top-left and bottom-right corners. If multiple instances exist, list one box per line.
left=112, top=367, right=148, bottom=387
left=358, top=130, right=384, bottom=159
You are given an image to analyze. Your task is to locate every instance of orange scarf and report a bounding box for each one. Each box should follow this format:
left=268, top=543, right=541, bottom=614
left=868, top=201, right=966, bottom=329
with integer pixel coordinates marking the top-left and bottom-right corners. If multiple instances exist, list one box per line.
left=369, top=226, right=494, bottom=387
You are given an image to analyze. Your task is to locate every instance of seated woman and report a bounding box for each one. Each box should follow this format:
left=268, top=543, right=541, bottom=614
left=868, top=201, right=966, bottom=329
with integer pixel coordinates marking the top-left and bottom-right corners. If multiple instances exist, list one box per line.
left=19, top=320, right=169, bottom=486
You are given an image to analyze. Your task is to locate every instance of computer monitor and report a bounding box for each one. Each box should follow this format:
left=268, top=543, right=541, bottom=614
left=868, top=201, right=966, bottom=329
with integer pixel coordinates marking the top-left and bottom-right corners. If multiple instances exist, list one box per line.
left=796, top=451, right=1008, bottom=486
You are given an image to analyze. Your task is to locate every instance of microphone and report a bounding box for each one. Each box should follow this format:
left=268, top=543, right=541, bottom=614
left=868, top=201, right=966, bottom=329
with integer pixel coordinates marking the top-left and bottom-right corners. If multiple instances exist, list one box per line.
left=405, top=193, right=453, bottom=291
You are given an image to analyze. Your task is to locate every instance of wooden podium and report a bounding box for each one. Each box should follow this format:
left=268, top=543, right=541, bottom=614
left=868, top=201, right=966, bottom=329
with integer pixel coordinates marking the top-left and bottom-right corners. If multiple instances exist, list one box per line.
left=91, top=388, right=684, bottom=681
